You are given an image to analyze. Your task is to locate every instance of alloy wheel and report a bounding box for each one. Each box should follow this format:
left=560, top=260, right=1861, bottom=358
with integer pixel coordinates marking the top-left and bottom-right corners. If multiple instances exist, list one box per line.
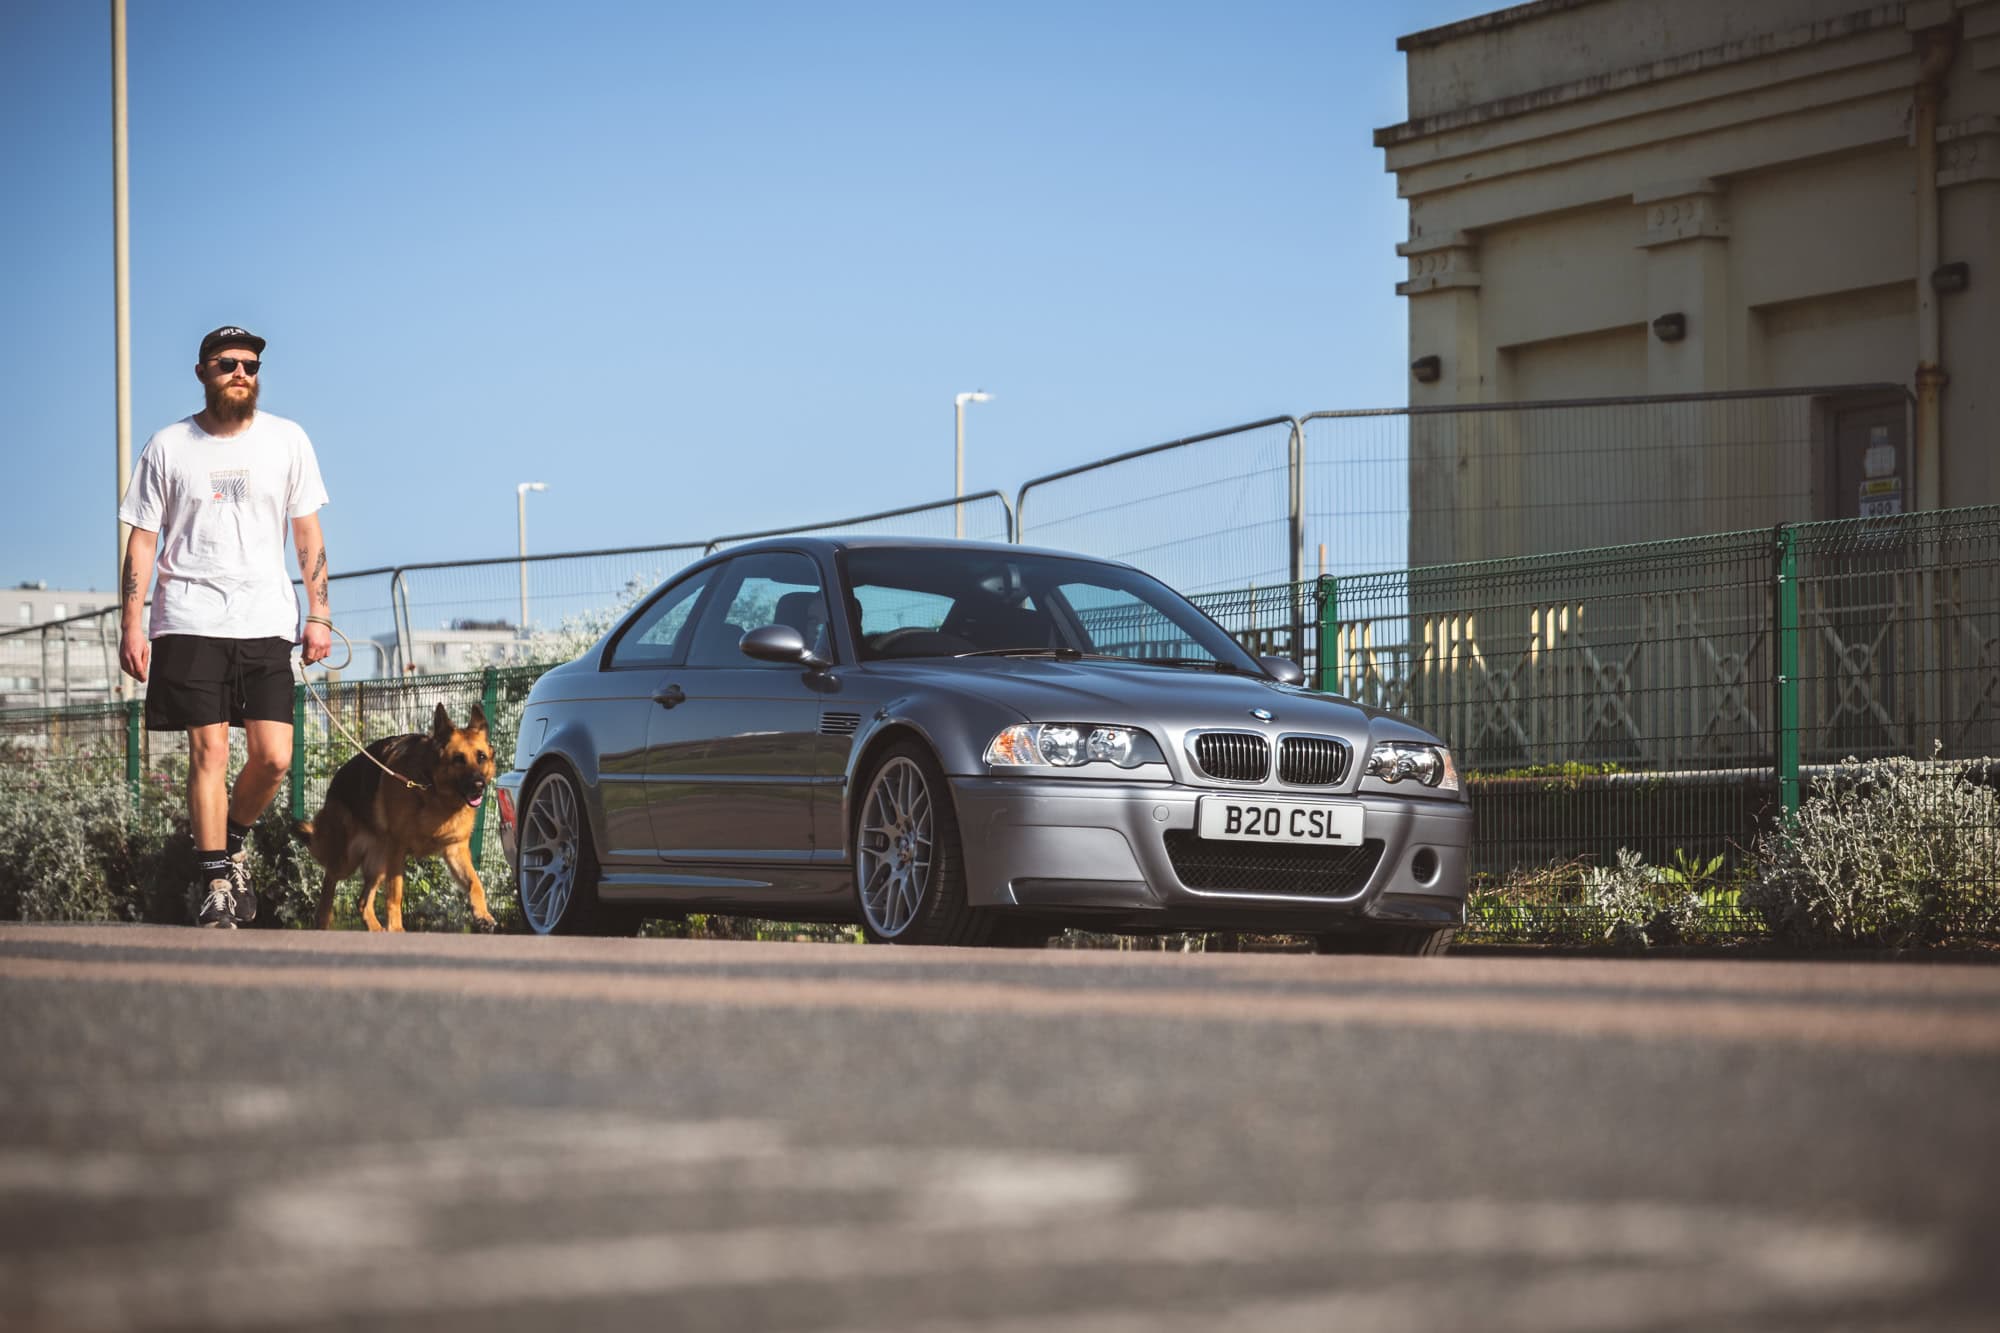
left=857, top=756, right=934, bottom=938
left=519, top=772, right=582, bottom=934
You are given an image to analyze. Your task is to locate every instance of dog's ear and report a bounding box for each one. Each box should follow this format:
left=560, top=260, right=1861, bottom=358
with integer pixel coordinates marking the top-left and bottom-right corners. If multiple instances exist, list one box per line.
left=431, top=702, right=453, bottom=742
left=466, top=703, right=488, bottom=735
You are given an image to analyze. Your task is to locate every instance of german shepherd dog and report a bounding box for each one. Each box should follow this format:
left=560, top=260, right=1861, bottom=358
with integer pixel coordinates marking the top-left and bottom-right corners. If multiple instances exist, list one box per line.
left=297, top=703, right=499, bottom=932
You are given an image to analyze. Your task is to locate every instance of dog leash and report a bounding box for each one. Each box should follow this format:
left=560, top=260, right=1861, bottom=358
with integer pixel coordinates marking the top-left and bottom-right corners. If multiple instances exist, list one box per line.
left=294, top=620, right=430, bottom=792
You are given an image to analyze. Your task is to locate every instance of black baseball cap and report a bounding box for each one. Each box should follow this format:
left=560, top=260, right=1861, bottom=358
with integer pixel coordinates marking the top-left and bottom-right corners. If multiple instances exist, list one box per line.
left=199, top=325, right=267, bottom=360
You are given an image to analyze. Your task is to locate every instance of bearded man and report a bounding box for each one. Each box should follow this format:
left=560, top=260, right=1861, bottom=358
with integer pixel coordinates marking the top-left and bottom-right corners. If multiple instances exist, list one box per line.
left=118, top=326, right=333, bottom=927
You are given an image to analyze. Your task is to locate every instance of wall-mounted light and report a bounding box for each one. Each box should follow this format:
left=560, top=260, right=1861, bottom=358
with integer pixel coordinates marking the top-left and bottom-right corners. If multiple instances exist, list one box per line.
left=1932, top=261, right=1971, bottom=293
left=1651, top=312, right=1687, bottom=343
left=1411, top=354, right=1441, bottom=383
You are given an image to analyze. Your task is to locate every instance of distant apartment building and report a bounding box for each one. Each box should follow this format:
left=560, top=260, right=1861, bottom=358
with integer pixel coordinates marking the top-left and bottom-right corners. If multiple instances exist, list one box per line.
left=1, top=583, right=120, bottom=709
left=372, top=621, right=539, bottom=678
left=1381, top=0, right=1999, bottom=564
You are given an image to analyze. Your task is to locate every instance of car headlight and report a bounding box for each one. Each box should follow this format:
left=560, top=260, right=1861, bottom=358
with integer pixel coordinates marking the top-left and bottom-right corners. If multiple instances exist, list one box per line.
left=984, top=723, right=1165, bottom=770
left=1363, top=740, right=1459, bottom=791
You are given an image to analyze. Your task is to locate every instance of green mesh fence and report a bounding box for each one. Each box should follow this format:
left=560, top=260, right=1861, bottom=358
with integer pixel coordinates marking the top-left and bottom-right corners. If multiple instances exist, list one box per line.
left=1325, top=526, right=1779, bottom=939
left=1184, top=582, right=1319, bottom=678
left=0, top=701, right=135, bottom=788
left=7, top=509, right=2000, bottom=945
left=1791, top=508, right=2000, bottom=763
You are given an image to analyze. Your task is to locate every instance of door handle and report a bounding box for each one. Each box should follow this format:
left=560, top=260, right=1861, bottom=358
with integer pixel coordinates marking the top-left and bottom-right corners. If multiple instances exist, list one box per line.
left=652, top=684, right=686, bottom=709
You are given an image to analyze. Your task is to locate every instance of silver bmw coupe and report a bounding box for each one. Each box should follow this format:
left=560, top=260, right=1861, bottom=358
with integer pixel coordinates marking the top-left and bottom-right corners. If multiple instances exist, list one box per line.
left=494, top=538, right=1470, bottom=952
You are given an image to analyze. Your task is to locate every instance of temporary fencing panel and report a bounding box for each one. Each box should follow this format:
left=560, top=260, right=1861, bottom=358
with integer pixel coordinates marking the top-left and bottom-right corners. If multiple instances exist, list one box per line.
left=388, top=544, right=707, bottom=678
left=1304, top=386, right=1907, bottom=576
left=1016, top=418, right=1299, bottom=596
left=705, top=492, right=1015, bottom=552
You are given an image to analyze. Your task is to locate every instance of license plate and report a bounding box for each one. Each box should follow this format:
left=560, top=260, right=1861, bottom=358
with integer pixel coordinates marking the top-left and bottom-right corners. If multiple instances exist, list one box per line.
left=1196, top=796, right=1363, bottom=846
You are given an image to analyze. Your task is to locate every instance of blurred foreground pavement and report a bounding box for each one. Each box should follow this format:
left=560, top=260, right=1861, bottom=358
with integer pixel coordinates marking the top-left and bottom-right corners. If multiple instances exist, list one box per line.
left=2, top=924, right=1998, bottom=1332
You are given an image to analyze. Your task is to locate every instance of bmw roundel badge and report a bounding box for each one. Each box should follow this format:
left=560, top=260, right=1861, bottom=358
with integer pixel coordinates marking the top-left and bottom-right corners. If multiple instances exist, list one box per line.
left=1250, top=708, right=1274, bottom=722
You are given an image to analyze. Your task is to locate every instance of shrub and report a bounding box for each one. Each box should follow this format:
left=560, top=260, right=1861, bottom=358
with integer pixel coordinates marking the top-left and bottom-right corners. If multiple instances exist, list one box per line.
left=0, top=757, right=192, bottom=923
left=1464, top=860, right=1600, bottom=944
left=1746, top=746, right=2000, bottom=948
left=1583, top=847, right=1703, bottom=948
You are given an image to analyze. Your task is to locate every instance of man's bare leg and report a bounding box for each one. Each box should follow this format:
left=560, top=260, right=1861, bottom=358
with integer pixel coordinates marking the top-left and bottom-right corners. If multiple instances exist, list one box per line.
left=186, top=723, right=237, bottom=925
left=233, top=720, right=292, bottom=827
left=187, top=723, right=232, bottom=852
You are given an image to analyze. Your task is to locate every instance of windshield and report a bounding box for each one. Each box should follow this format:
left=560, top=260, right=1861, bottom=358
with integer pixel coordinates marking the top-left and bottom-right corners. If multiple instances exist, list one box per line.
left=840, top=547, right=1265, bottom=673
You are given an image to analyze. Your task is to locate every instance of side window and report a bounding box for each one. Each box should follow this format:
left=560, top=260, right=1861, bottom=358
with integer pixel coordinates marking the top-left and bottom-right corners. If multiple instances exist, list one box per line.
left=685, top=552, right=830, bottom=668
left=607, top=565, right=717, bottom=669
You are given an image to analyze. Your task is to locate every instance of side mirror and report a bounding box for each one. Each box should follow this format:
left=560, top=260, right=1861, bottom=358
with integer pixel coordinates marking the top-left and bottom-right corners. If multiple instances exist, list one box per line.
left=1259, top=655, right=1305, bottom=686
left=741, top=624, right=829, bottom=670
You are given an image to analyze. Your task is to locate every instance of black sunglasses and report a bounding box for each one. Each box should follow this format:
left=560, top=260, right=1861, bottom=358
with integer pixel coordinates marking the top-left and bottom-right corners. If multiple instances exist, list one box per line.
left=209, top=357, right=261, bottom=376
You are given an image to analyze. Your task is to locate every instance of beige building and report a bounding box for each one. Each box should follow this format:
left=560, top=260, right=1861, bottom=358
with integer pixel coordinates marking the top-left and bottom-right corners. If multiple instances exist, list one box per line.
left=1380, top=0, right=1999, bottom=564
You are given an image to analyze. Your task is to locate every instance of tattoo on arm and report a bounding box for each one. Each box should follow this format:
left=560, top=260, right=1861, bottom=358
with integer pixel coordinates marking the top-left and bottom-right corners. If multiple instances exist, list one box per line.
left=122, top=555, right=140, bottom=604
left=310, top=548, right=329, bottom=607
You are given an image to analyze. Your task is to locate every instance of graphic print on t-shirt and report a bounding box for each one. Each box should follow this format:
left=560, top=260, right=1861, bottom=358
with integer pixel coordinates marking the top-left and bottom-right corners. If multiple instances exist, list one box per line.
left=209, top=469, right=249, bottom=503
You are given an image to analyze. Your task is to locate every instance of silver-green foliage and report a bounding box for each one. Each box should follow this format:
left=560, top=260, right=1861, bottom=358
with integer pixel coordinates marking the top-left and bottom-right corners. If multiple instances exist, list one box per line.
left=1582, top=848, right=1703, bottom=948
left=1747, top=746, right=2000, bottom=947
left=0, top=752, right=183, bottom=922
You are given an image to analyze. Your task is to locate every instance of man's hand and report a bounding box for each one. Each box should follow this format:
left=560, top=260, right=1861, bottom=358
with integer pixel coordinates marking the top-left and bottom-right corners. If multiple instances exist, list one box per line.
left=301, top=619, right=332, bottom=666
left=120, top=625, right=150, bottom=682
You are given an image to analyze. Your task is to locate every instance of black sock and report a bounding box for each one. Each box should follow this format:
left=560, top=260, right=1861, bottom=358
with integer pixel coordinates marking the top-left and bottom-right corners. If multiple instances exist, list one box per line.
left=198, top=850, right=230, bottom=883
left=226, top=819, right=253, bottom=858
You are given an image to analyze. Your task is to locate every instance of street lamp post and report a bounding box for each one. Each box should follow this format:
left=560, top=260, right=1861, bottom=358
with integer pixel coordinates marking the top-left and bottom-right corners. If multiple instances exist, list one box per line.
left=516, top=482, right=547, bottom=632
left=112, top=0, right=132, bottom=696
left=953, top=390, right=990, bottom=539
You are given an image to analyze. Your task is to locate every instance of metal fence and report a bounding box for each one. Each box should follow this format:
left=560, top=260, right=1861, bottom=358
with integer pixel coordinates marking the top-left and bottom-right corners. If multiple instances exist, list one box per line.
left=7, top=385, right=1904, bottom=707
left=1312, top=506, right=2000, bottom=933
left=6, top=506, right=1997, bottom=942
left=0, top=496, right=1015, bottom=704
left=704, top=491, right=1014, bottom=552
left=1007, top=384, right=1905, bottom=594
left=1015, top=418, right=1299, bottom=595
left=1327, top=388, right=1879, bottom=569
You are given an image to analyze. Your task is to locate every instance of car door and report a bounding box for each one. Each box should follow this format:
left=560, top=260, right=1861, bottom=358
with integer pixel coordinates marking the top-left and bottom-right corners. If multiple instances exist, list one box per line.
left=594, top=562, right=720, bottom=859
left=645, top=550, right=831, bottom=868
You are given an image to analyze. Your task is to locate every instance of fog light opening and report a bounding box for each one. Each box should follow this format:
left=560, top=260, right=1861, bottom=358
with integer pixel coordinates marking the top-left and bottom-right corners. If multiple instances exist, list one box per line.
left=1410, top=848, right=1440, bottom=886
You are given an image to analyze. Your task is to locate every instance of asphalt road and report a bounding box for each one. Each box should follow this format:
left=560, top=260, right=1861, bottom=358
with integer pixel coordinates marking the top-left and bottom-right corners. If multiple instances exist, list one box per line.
left=2, top=924, right=1997, bottom=1333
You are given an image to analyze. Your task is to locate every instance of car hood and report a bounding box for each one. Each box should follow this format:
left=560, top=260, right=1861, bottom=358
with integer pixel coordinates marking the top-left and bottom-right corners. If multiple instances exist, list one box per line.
left=860, top=657, right=1437, bottom=741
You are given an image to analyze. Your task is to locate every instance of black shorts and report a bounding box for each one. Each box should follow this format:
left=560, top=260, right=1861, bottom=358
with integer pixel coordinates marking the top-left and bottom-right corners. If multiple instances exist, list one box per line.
left=144, top=635, right=296, bottom=732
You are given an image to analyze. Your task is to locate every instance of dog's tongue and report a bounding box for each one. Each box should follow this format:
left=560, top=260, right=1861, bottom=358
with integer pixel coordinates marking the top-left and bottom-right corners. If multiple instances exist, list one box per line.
left=466, top=792, right=485, bottom=809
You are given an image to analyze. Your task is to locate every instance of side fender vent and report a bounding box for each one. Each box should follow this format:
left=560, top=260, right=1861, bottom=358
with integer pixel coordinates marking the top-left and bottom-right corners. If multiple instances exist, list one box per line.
left=821, top=712, right=862, bottom=736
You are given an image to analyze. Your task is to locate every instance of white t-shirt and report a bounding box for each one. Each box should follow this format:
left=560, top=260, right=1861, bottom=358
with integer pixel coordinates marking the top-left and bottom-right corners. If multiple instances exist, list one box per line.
left=118, top=411, right=330, bottom=641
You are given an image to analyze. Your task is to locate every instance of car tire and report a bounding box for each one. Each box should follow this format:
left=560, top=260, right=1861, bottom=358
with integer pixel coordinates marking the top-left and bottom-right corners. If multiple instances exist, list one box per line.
left=854, top=741, right=987, bottom=946
left=517, top=765, right=612, bottom=936
left=1313, top=926, right=1455, bottom=957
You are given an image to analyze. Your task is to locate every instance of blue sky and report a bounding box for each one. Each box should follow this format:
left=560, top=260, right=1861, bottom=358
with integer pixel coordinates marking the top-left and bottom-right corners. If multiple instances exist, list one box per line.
left=2, top=1, right=1482, bottom=596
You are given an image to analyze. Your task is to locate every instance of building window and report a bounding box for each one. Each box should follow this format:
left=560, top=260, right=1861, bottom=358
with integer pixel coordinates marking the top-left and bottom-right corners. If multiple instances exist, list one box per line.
left=16, top=604, right=29, bottom=624
left=52, top=603, right=66, bottom=619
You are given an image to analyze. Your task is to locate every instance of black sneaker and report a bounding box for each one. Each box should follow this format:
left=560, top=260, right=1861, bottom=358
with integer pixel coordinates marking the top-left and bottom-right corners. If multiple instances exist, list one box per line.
left=196, top=878, right=239, bottom=929
left=226, top=850, right=257, bottom=925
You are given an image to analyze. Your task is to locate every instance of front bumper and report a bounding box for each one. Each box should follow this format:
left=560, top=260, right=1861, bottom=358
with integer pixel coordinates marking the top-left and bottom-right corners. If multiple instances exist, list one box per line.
left=951, top=777, right=1472, bottom=932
